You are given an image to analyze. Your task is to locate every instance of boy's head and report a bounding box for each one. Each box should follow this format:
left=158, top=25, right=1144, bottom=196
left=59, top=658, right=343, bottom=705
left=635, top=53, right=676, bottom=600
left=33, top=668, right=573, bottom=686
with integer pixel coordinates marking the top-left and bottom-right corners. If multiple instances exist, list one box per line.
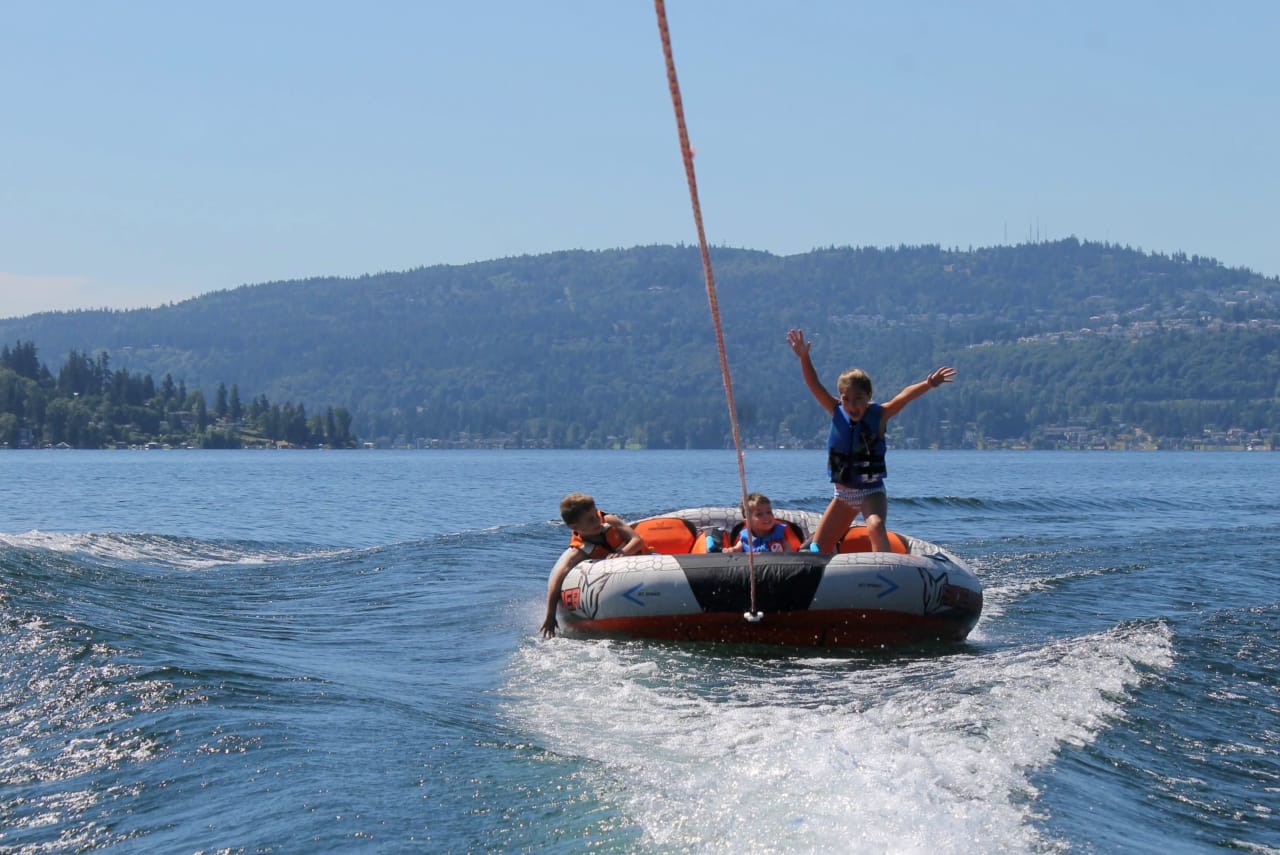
left=560, top=492, right=599, bottom=530
left=837, top=369, right=873, bottom=398
left=741, top=492, right=776, bottom=535
left=837, top=369, right=873, bottom=420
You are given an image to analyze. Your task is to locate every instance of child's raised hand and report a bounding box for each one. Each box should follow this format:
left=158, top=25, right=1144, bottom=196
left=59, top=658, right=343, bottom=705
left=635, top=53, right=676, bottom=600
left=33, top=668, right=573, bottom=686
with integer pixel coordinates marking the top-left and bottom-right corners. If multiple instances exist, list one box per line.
left=787, top=329, right=810, bottom=357
left=927, top=366, right=957, bottom=388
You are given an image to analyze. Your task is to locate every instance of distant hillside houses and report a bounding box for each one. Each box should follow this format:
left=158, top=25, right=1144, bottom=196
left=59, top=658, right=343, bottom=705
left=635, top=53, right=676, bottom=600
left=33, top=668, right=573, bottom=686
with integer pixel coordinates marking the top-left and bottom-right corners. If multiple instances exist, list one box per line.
left=2, top=240, right=1277, bottom=450
left=353, top=422, right=1275, bottom=453
left=1008, top=316, right=1280, bottom=348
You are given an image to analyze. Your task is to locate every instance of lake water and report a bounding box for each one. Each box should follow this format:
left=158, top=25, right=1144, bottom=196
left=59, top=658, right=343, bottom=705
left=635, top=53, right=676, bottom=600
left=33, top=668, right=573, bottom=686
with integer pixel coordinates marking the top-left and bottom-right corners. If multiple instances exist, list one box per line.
left=1, top=449, right=1276, bottom=853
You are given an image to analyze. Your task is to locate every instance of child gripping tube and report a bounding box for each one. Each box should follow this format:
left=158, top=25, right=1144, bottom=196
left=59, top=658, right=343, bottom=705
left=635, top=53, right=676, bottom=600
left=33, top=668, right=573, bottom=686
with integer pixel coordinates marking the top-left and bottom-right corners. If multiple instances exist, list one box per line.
left=540, top=492, right=647, bottom=638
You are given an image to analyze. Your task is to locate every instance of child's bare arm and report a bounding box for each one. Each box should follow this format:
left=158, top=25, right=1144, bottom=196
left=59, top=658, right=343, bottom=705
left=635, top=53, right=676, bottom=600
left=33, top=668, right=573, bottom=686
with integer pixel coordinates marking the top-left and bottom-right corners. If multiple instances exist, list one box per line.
left=788, top=329, right=838, bottom=414
left=883, top=366, right=956, bottom=418
left=605, top=516, right=647, bottom=556
left=541, top=548, right=584, bottom=637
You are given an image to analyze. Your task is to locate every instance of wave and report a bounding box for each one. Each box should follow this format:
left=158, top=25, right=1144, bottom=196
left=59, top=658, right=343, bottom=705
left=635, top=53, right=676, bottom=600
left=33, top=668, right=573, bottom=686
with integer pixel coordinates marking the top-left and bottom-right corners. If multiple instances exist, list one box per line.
left=0, top=530, right=350, bottom=570
left=0, top=598, right=199, bottom=849
left=502, top=620, right=1174, bottom=853
left=732, top=489, right=1194, bottom=517
left=974, top=560, right=1151, bottom=628
left=892, top=493, right=1191, bottom=516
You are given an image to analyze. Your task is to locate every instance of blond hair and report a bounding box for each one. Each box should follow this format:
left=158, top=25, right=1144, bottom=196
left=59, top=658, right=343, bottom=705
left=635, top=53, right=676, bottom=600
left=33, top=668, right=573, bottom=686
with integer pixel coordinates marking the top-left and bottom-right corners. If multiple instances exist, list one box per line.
left=837, top=368, right=873, bottom=398
left=741, top=491, right=772, bottom=517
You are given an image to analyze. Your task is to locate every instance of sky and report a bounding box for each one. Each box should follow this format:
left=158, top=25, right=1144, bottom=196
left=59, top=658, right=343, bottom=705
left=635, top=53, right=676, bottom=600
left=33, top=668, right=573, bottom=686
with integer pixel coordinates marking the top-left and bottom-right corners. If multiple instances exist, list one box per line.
left=2, top=1, right=1277, bottom=320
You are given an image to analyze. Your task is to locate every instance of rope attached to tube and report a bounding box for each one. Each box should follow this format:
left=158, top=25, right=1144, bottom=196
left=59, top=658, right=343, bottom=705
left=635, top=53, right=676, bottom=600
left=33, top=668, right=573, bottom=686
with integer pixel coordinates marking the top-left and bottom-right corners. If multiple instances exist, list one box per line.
left=653, top=0, right=761, bottom=622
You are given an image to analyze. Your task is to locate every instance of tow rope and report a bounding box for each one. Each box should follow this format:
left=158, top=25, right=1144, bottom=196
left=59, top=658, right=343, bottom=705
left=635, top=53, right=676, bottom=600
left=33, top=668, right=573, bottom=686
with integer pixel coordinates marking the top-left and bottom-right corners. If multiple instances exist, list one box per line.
left=653, top=0, right=762, bottom=623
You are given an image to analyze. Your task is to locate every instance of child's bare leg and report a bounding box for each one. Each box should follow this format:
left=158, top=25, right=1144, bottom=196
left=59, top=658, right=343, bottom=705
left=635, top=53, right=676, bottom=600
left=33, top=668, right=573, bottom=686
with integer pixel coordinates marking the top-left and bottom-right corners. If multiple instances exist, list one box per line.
left=813, top=498, right=856, bottom=552
left=862, top=492, right=890, bottom=552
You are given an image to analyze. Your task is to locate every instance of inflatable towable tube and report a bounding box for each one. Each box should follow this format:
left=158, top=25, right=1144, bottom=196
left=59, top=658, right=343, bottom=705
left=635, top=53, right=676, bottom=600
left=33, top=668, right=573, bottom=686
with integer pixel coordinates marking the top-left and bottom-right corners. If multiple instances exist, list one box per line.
left=551, top=507, right=982, bottom=648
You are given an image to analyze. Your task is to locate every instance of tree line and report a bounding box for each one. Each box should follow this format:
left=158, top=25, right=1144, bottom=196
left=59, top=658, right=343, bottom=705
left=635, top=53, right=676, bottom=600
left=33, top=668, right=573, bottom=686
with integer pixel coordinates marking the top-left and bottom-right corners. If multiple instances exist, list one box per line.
left=0, top=341, right=358, bottom=449
left=0, top=239, right=1276, bottom=448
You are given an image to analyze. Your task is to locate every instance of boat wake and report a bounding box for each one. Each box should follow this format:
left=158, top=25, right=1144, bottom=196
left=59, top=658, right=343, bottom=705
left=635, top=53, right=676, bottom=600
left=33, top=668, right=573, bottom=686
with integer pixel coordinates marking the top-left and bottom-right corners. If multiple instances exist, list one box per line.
left=504, top=620, right=1174, bottom=853
left=0, top=530, right=347, bottom=570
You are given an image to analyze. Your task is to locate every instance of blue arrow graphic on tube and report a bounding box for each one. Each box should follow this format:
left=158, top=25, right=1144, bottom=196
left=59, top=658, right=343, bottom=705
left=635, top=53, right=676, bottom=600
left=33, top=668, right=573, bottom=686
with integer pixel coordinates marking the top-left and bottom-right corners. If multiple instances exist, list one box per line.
left=876, top=573, right=900, bottom=598
left=623, top=583, right=645, bottom=606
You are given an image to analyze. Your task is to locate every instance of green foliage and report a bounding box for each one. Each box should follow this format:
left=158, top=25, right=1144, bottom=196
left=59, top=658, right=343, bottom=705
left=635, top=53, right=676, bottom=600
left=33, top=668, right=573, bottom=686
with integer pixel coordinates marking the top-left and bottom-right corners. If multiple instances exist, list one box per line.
left=0, top=340, right=357, bottom=449
left=1, top=239, right=1277, bottom=448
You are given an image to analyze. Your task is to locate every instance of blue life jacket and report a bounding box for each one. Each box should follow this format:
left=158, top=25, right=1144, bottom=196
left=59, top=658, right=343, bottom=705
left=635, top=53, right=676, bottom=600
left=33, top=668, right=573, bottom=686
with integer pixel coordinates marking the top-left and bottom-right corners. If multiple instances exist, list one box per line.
left=737, top=522, right=801, bottom=553
left=827, top=403, right=887, bottom=487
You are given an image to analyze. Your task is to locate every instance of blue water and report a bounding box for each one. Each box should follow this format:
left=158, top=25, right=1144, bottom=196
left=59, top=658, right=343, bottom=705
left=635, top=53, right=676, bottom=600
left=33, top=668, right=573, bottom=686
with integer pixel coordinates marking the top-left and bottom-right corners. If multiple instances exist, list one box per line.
left=1, top=450, right=1276, bottom=853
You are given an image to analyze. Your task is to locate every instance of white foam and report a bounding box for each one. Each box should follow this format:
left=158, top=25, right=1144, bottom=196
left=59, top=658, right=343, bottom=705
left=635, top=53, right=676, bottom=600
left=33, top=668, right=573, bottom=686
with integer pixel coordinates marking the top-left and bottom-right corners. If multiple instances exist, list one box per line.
left=964, top=553, right=1126, bottom=634
left=505, top=621, right=1174, bottom=853
left=0, top=530, right=345, bottom=570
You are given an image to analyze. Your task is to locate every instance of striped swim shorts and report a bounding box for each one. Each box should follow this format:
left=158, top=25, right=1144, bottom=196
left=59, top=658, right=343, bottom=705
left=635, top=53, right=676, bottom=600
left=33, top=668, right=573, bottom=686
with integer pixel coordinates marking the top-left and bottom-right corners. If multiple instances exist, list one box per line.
left=834, top=483, right=886, bottom=511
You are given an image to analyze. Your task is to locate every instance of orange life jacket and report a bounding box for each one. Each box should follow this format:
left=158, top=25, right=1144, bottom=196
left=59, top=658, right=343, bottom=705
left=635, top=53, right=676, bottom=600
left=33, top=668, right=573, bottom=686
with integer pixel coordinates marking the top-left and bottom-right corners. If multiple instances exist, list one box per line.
left=568, top=510, right=629, bottom=559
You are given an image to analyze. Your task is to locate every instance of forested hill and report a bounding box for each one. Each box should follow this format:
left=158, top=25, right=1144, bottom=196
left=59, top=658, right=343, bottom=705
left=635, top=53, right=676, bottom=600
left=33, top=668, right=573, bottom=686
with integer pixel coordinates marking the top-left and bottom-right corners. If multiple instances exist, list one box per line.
left=3, top=238, right=1278, bottom=448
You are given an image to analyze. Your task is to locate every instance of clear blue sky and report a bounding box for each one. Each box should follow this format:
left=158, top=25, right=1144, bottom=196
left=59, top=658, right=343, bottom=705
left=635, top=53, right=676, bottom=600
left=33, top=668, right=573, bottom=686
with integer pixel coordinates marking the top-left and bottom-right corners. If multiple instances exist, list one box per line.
left=2, top=1, right=1277, bottom=320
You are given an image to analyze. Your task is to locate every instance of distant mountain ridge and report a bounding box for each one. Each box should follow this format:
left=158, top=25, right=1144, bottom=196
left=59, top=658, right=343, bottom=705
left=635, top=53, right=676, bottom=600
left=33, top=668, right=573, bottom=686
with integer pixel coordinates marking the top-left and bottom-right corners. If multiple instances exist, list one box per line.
left=3, top=239, right=1278, bottom=448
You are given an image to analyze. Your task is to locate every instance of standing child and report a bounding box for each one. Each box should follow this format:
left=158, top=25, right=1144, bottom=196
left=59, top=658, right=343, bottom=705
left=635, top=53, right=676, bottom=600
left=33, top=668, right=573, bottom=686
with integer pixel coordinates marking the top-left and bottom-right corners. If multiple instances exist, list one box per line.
left=541, top=492, right=647, bottom=638
left=787, top=328, right=955, bottom=553
left=723, top=492, right=803, bottom=553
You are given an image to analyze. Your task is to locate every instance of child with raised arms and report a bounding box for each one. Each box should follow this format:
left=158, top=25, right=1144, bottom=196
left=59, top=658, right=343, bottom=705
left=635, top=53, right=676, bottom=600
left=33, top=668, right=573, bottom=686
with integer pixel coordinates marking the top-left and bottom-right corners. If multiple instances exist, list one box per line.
left=788, top=328, right=955, bottom=553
